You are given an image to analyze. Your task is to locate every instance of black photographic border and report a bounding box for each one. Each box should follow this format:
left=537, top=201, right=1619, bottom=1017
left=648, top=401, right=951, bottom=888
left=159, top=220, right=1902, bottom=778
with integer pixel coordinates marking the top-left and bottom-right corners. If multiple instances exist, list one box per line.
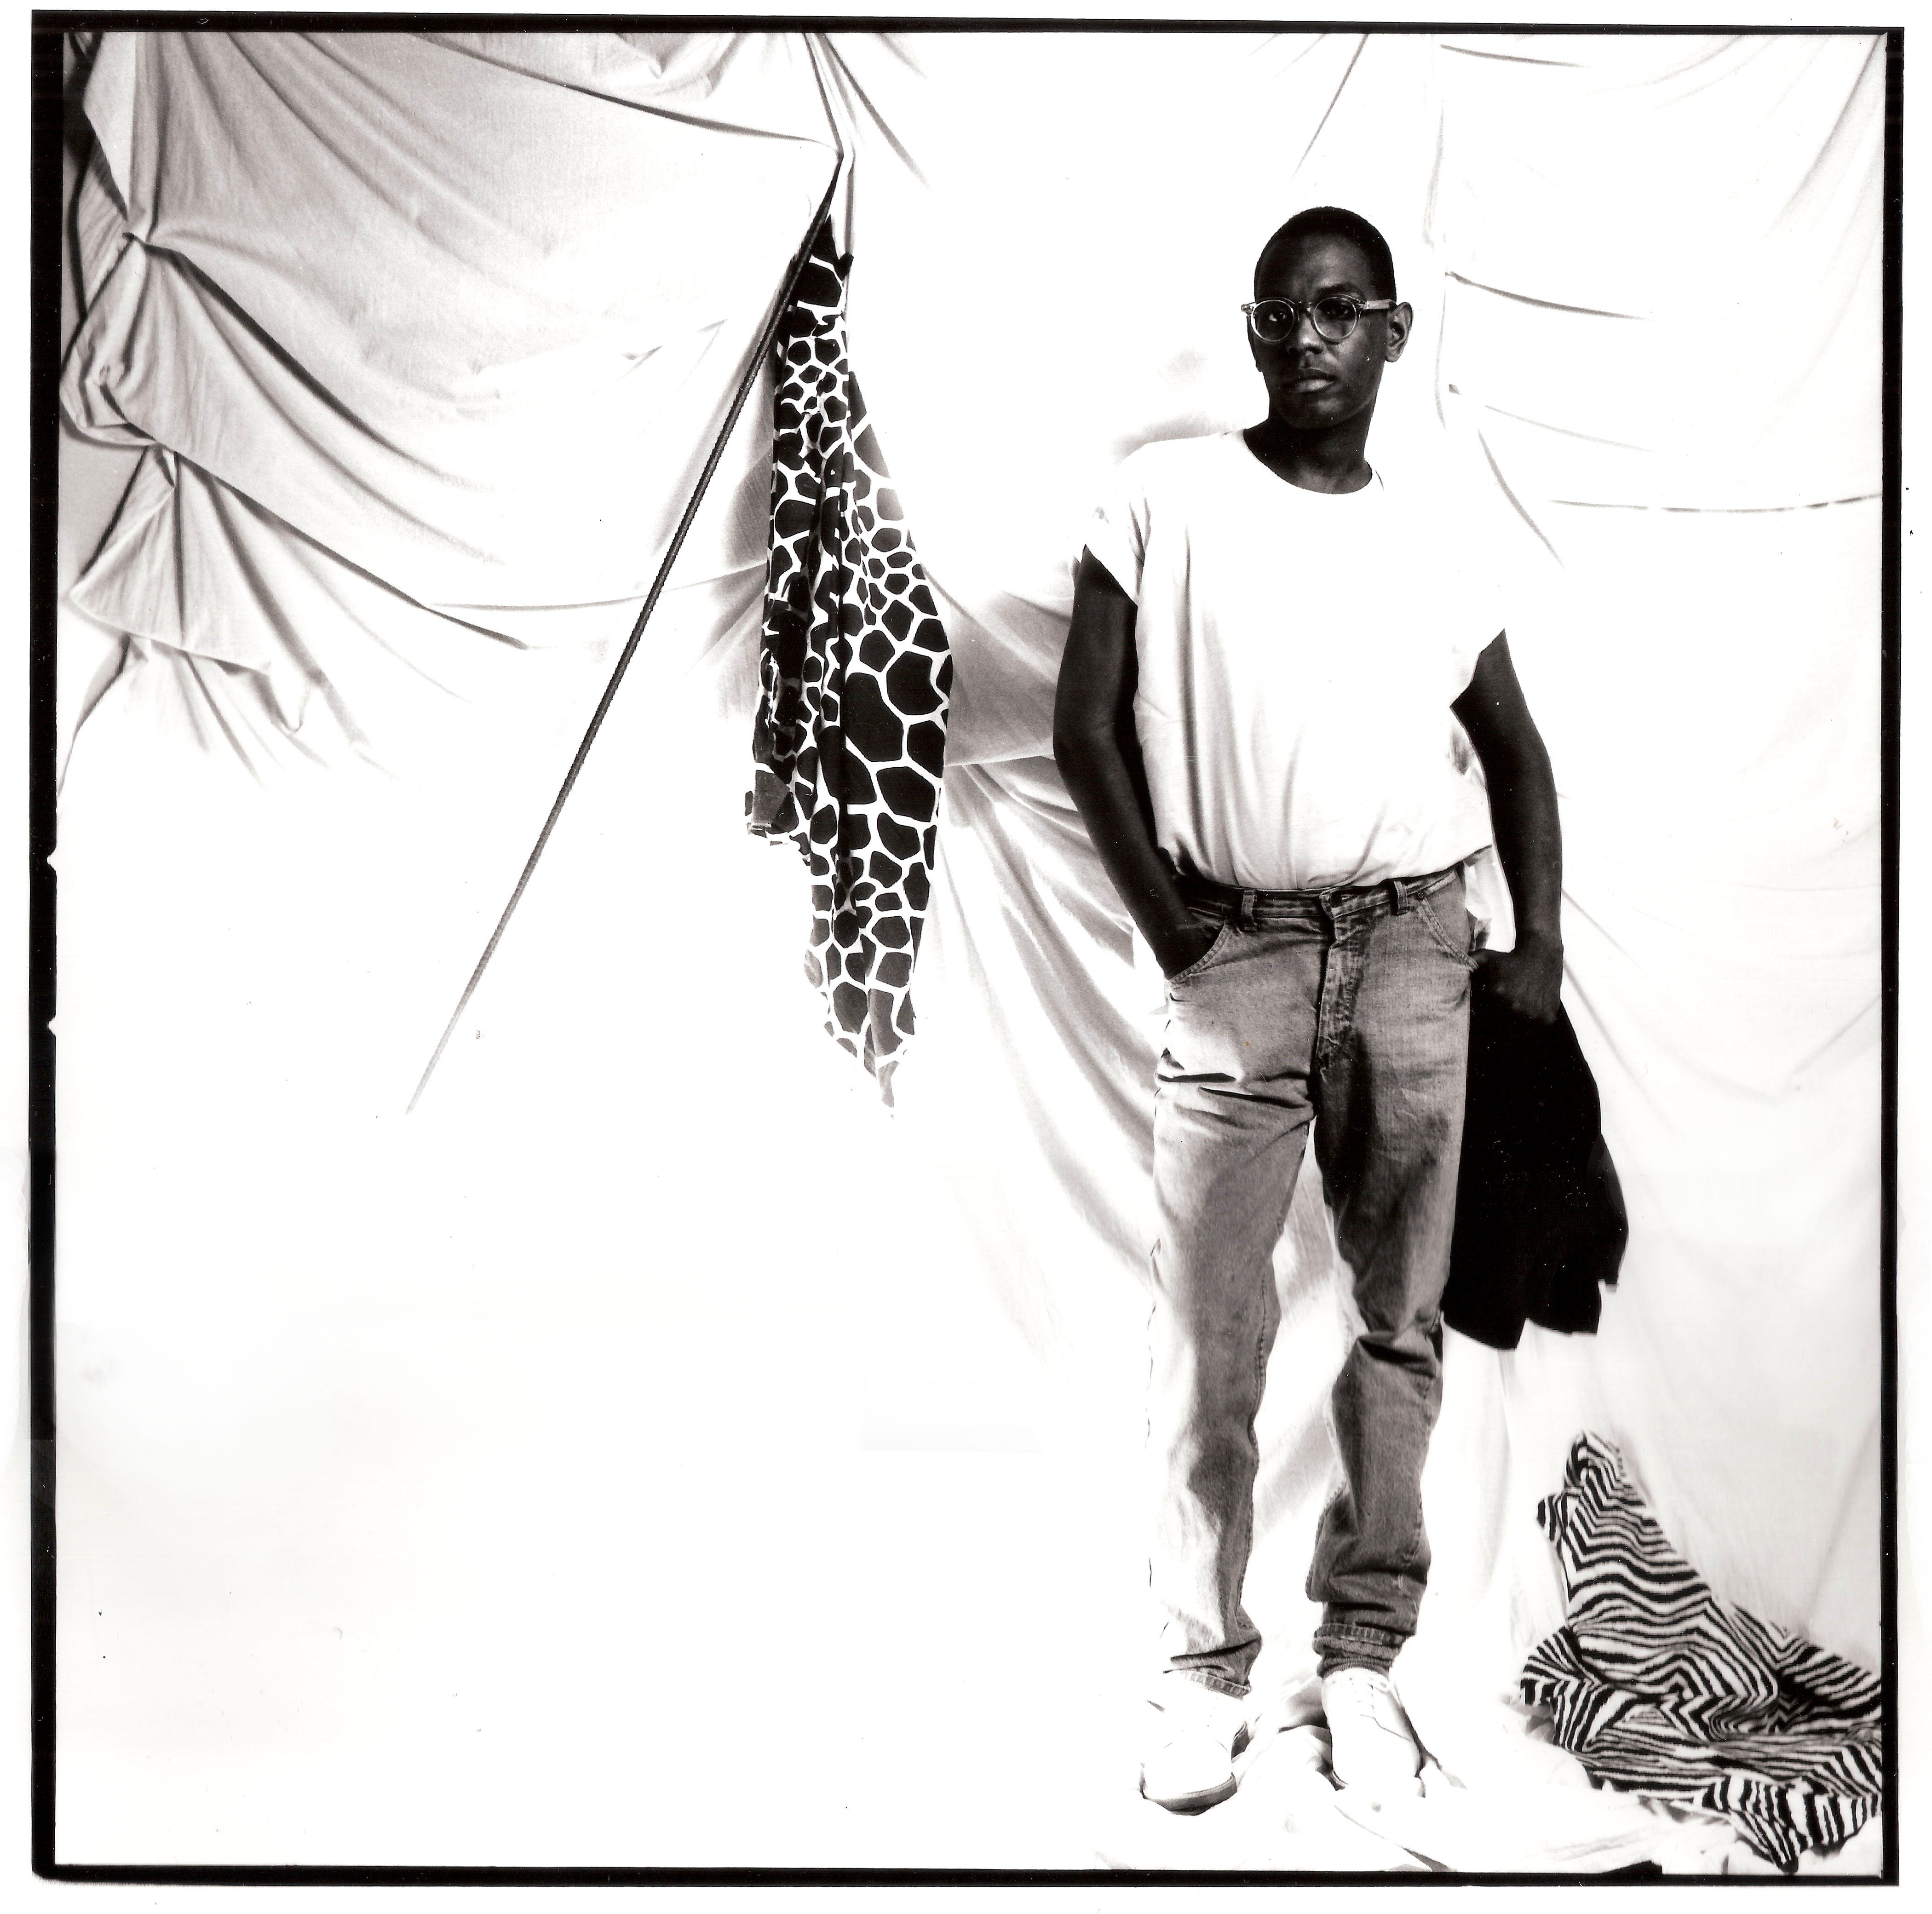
left=26, top=12, right=1906, bottom=1886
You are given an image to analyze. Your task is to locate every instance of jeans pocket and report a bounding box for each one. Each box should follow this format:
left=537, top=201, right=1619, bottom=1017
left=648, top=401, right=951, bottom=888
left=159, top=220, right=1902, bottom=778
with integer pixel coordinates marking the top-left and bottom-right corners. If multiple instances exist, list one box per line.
left=1165, top=921, right=1237, bottom=987
left=1415, top=893, right=1477, bottom=971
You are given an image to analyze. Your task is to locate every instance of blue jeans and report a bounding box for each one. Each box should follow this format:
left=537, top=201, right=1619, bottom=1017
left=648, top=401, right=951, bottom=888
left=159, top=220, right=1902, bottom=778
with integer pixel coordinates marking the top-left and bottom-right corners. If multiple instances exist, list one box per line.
left=1148, top=866, right=1474, bottom=1695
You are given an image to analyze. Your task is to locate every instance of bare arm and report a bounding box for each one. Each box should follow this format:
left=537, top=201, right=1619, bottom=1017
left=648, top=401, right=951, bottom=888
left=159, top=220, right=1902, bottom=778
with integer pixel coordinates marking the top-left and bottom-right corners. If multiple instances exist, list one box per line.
left=1053, top=551, right=1217, bottom=978
left=1452, top=632, right=1563, bottom=1022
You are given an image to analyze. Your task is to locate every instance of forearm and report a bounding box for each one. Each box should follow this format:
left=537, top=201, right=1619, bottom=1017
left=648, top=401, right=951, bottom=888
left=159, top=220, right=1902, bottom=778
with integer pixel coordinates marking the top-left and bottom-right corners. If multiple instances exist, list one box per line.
left=1055, top=552, right=1213, bottom=976
left=1054, top=723, right=1203, bottom=973
left=1486, top=736, right=1563, bottom=948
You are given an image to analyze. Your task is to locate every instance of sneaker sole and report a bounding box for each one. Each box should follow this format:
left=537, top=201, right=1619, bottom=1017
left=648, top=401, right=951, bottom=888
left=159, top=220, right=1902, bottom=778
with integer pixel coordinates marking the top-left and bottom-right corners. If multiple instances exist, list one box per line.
left=1138, top=1724, right=1251, bottom=1816
left=1141, top=1771, right=1239, bottom=1815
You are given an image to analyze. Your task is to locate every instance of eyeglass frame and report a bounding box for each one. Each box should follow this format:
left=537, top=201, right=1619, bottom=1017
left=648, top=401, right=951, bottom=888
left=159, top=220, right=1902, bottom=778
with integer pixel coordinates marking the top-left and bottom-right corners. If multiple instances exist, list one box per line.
left=1241, top=295, right=1397, bottom=344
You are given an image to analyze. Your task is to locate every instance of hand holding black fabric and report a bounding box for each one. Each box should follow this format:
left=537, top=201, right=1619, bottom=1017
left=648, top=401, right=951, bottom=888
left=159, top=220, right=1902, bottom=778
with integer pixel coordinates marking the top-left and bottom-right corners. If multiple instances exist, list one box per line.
left=1442, top=987, right=1628, bottom=1351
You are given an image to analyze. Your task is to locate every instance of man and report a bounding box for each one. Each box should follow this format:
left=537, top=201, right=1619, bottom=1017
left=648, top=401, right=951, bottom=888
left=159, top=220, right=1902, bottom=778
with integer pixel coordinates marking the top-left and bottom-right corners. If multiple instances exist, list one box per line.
left=1052, top=207, right=1563, bottom=1814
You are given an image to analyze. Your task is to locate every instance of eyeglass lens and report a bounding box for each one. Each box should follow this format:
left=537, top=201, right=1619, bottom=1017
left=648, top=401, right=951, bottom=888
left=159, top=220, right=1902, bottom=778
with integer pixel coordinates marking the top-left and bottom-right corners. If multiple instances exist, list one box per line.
left=1249, top=297, right=1363, bottom=344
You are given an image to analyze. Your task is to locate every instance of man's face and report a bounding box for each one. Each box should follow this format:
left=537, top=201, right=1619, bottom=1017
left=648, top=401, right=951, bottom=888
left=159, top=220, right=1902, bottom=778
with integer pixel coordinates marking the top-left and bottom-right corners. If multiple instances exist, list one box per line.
left=1248, top=234, right=1410, bottom=431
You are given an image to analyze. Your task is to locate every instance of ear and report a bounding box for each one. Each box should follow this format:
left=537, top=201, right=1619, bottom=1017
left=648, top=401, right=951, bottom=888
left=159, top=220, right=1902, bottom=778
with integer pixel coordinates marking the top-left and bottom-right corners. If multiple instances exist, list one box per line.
left=1384, top=301, right=1414, bottom=362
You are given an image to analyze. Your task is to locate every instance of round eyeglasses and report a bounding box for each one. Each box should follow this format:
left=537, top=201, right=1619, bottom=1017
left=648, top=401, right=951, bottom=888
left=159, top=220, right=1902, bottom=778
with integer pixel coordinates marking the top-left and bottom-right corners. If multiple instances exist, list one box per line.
left=1242, top=295, right=1396, bottom=345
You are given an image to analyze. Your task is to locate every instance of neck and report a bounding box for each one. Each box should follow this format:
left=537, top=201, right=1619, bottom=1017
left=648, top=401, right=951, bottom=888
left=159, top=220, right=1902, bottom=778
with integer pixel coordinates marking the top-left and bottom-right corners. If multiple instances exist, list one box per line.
left=1243, top=414, right=1375, bottom=494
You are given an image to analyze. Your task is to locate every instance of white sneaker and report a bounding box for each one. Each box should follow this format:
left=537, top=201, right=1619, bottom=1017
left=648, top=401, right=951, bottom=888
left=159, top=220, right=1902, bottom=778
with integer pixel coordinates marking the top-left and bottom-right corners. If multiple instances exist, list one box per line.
left=1138, top=1679, right=1252, bottom=1814
left=1320, top=1667, right=1424, bottom=1800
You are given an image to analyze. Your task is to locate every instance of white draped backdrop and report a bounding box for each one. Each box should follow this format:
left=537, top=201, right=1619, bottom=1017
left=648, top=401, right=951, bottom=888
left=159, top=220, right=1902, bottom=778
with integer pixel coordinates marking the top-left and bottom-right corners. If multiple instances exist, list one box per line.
left=49, top=28, right=1889, bottom=1871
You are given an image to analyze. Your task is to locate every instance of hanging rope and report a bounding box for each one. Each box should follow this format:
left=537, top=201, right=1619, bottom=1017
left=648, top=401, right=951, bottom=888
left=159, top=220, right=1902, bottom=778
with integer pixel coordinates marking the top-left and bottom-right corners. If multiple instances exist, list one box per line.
left=408, top=166, right=842, bottom=1113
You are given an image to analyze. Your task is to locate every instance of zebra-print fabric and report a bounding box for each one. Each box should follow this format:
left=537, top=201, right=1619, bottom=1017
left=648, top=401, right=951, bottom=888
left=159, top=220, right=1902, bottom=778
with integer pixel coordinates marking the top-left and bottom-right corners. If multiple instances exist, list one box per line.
left=1522, top=1432, right=1881, bottom=1873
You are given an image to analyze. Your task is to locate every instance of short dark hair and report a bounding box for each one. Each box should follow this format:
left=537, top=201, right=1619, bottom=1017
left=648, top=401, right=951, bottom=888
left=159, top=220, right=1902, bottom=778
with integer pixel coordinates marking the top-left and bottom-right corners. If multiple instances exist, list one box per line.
left=1255, top=207, right=1397, bottom=301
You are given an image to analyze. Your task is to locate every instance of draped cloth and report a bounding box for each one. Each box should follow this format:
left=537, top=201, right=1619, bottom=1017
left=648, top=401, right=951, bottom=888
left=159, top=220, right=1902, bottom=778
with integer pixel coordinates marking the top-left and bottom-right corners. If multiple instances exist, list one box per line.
left=1523, top=1434, right=1883, bottom=1872
left=51, top=29, right=1888, bottom=1870
left=748, top=220, right=953, bottom=1099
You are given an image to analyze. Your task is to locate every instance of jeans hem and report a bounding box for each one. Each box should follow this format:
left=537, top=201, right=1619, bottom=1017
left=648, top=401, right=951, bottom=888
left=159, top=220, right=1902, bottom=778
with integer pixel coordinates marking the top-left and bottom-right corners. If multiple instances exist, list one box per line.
left=1313, top=1622, right=1408, bottom=1677
left=1162, top=1670, right=1251, bottom=1702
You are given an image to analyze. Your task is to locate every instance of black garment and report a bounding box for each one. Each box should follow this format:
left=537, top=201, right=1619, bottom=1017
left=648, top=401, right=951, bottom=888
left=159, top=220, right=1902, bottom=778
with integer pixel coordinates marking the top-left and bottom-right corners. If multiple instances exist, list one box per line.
left=1442, top=986, right=1627, bottom=1350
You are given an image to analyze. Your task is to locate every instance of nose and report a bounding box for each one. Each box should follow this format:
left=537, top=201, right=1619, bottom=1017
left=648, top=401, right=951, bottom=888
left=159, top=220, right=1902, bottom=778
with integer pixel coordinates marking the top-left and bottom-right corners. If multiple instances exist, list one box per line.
left=1282, top=304, right=1327, bottom=351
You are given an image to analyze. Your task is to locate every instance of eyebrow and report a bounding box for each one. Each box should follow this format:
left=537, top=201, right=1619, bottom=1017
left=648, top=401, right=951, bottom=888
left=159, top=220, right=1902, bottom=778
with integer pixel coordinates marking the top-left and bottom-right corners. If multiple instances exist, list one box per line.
left=1258, top=280, right=1370, bottom=299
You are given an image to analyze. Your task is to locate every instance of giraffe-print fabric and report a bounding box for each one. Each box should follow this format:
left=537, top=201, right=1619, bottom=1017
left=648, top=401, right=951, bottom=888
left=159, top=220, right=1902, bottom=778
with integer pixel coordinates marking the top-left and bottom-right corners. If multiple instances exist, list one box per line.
left=748, top=221, right=952, bottom=1102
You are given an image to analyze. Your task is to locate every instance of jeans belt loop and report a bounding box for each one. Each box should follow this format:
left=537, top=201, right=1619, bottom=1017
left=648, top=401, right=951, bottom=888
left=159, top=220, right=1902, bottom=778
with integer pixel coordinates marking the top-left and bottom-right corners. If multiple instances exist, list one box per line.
left=1238, top=887, right=1257, bottom=931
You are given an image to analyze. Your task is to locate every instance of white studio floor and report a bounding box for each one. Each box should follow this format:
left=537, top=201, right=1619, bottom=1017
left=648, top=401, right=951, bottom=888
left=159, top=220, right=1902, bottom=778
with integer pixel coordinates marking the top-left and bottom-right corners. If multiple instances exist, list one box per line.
left=44, top=632, right=1887, bottom=1877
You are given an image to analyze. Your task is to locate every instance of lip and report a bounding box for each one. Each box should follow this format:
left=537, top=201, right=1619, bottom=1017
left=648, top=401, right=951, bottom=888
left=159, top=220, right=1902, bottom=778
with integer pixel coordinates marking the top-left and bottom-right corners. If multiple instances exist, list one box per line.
left=1283, top=373, right=1335, bottom=389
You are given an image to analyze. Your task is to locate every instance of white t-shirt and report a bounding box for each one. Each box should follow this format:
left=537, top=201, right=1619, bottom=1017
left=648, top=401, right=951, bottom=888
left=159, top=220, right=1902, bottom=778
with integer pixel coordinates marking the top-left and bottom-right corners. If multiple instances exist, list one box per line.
left=1084, top=431, right=1501, bottom=893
